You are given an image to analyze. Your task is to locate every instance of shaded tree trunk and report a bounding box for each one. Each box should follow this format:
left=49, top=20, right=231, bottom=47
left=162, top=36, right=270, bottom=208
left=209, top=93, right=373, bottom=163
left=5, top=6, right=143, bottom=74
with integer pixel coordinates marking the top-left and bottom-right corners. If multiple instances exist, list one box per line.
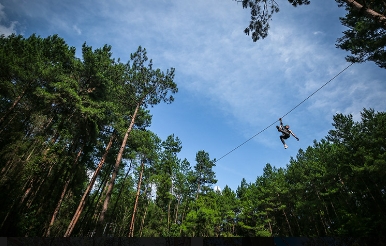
left=96, top=102, right=141, bottom=236
left=174, top=196, right=182, bottom=224
left=0, top=88, right=27, bottom=127
left=128, top=158, right=145, bottom=237
left=43, top=146, right=83, bottom=236
left=63, top=133, right=115, bottom=237
left=139, top=198, right=150, bottom=237
left=110, top=159, right=133, bottom=221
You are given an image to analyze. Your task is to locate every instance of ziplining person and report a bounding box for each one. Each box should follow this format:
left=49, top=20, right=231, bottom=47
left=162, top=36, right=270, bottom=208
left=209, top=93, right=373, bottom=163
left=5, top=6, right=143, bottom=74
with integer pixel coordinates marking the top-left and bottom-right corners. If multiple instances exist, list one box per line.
left=276, top=118, right=299, bottom=149
left=214, top=63, right=353, bottom=162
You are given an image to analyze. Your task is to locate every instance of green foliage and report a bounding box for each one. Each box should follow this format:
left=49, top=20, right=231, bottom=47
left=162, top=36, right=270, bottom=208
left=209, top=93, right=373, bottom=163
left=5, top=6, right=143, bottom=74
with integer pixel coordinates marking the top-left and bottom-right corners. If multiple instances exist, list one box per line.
left=234, top=0, right=309, bottom=41
left=336, top=0, right=386, bottom=68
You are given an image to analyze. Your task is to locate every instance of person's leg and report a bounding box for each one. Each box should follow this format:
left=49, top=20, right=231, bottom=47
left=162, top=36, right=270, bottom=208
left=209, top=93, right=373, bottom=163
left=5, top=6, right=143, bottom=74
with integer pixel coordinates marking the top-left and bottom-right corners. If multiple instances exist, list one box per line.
left=280, top=134, right=289, bottom=148
left=280, top=135, right=286, bottom=145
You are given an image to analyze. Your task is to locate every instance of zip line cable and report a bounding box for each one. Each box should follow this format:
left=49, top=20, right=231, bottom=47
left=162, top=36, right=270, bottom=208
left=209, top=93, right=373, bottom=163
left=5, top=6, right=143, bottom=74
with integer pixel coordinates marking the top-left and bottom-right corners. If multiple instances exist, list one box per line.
left=215, top=62, right=354, bottom=163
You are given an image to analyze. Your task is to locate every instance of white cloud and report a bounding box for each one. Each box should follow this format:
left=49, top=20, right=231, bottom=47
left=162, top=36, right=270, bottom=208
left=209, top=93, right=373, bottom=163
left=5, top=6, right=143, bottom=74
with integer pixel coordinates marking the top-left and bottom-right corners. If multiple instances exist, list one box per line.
left=213, top=186, right=221, bottom=192
left=0, top=3, right=5, bottom=21
left=73, top=25, right=81, bottom=35
left=0, top=3, right=17, bottom=36
left=0, top=21, right=17, bottom=36
left=313, top=31, right=324, bottom=35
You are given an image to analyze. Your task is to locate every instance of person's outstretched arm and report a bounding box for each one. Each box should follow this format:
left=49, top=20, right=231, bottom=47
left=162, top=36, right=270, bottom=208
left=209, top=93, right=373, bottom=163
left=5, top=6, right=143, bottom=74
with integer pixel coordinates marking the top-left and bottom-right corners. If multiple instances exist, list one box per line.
left=290, top=131, right=299, bottom=141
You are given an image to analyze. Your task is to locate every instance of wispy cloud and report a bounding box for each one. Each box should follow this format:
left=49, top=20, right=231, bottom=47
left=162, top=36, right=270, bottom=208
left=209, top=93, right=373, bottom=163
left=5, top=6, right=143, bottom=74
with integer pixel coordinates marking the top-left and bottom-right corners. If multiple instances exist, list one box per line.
left=4, top=0, right=386, bottom=128
left=73, top=25, right=81, bottom=35
left=0, top=3, right=5, bottom=21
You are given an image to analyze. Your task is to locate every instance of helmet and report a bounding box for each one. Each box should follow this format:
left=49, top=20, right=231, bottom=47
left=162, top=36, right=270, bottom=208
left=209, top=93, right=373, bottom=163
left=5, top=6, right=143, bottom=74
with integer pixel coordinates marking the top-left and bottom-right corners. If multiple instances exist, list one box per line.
left=285, top=125, right=289, bottom=129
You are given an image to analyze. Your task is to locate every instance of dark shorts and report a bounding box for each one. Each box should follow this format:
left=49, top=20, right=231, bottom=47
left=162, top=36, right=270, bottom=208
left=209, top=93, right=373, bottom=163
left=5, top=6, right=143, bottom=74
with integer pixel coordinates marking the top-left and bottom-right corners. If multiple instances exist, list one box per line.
left=280, top=133, right=290, bottom=139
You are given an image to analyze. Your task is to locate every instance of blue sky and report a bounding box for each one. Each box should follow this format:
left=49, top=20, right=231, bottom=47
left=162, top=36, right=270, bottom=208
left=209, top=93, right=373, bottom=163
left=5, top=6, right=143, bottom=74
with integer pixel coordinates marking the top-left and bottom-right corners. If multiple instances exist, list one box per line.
left=1, top=0, right=386, bottom=192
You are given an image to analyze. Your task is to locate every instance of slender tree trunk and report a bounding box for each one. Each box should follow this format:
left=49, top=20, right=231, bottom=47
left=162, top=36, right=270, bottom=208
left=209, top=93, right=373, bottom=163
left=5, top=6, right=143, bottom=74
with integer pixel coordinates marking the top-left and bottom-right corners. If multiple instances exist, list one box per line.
left=1, top=165, right=48, bottom=230
left=128, top=158, right=145, bottom=237
left=139, top=198, right=150, bottom=237
left=96, top=102, right=141, bottom=236
left=319, top=210, right=328, bottom=235
left=277, top=193, right=293, bottom=236
left=179, top=204, right=187, bottom=236
left=24, top=139, right=69, bottom=213
left=0, top=111, right=18, bottom=136
left=1, top=137, right=37, bottom=182
left=266, top=214, right=273, bottom=236
left=1, top=158, right=17, bottom=181
left=63, top=133, right=116, bottom=237
left=41, top=130, right=59, bottom=157
left=25, top=165, right=55, bottom=210
left=44, top=182, right=69, bottom=237
left=292, top=209, right=302, bottom=236
left=196, top=182, right=201, bottom=200
left=317, top=191, right=333, bottom=228
left=0, top=89, right=27, bottom=127
left=174, top=196, right=181, bottom=224
left=43, top=146, right=83, bottom=236
left=80, top=159, right=115, bottom=236
left=91, top=173, right=113, bottom=234
left=138, top=184, right=152, bottom=237
left=110, top=160, right=133, bottom=220
left=167, top=200, right=171, bottom=233
left=19, top=142, right=60, bottom=211
left=282, top=208, right=292, bottom=236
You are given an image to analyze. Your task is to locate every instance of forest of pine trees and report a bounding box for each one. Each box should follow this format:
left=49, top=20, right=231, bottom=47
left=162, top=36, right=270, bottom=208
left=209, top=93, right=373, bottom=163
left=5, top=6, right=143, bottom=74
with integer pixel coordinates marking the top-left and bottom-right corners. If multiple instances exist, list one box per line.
left=0, top=34, right=385, bottom=237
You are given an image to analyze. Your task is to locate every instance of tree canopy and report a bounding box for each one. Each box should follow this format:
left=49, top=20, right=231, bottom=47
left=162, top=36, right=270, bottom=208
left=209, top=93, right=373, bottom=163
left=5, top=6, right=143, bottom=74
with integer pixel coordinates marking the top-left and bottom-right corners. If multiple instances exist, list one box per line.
left=0, top=34, right=385, bottom=240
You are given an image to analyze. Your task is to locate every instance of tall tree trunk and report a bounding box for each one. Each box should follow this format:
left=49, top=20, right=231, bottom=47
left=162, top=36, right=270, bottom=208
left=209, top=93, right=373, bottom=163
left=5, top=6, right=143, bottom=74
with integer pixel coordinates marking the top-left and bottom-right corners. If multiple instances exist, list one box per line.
left=63, top=133, right=115, bottom=237
left=139, top=197, right=151, bottom=237
left=128, top=158, right=145, bottom=237
left=167, top=200, right=171, bottom=234
left=196, top=182, right=201, bottom=200
left=281, top=208, right=292, bottom=236
left=0, top=88, right=27, bottom=127
left=80, top=162, right=114, bottom=236
left=174, top=196, right=181, bottom=224
left=86, top=163, right=116, bottom=236
left=43, top=180, right=66, bottom=236
left=110, top=160, right=133, bottom=221
left=291, top=208, right=302, bottom=236
left=96, top=102, right=141, bottom=236
left=179, top=202, right=188, bottom=235
left=2, top=163, right=52, bottom=233
left=24, top=140, right=66, bottom=211
left=277, top=193, right=293, bottom=236
left=42, top=145, right=83, bottom=236
left=317, top=191, right=334, bottom=228
left=319, top=210, right=328, bottom=235
left=77, top=157, right=115, bottom=236
left=266, top=214, right=273, bottom=236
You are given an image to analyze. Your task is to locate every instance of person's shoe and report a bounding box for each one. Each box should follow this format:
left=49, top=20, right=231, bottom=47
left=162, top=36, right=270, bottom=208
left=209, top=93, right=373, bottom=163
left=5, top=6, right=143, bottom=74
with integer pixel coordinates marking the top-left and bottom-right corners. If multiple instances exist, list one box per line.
left=284, top=144, right=288, bottom=149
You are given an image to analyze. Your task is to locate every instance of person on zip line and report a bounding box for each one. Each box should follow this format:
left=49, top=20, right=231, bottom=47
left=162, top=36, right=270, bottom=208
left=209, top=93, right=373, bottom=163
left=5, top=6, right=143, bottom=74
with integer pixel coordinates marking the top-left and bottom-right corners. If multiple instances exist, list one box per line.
left=276, top=118, right=299, bottom=149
